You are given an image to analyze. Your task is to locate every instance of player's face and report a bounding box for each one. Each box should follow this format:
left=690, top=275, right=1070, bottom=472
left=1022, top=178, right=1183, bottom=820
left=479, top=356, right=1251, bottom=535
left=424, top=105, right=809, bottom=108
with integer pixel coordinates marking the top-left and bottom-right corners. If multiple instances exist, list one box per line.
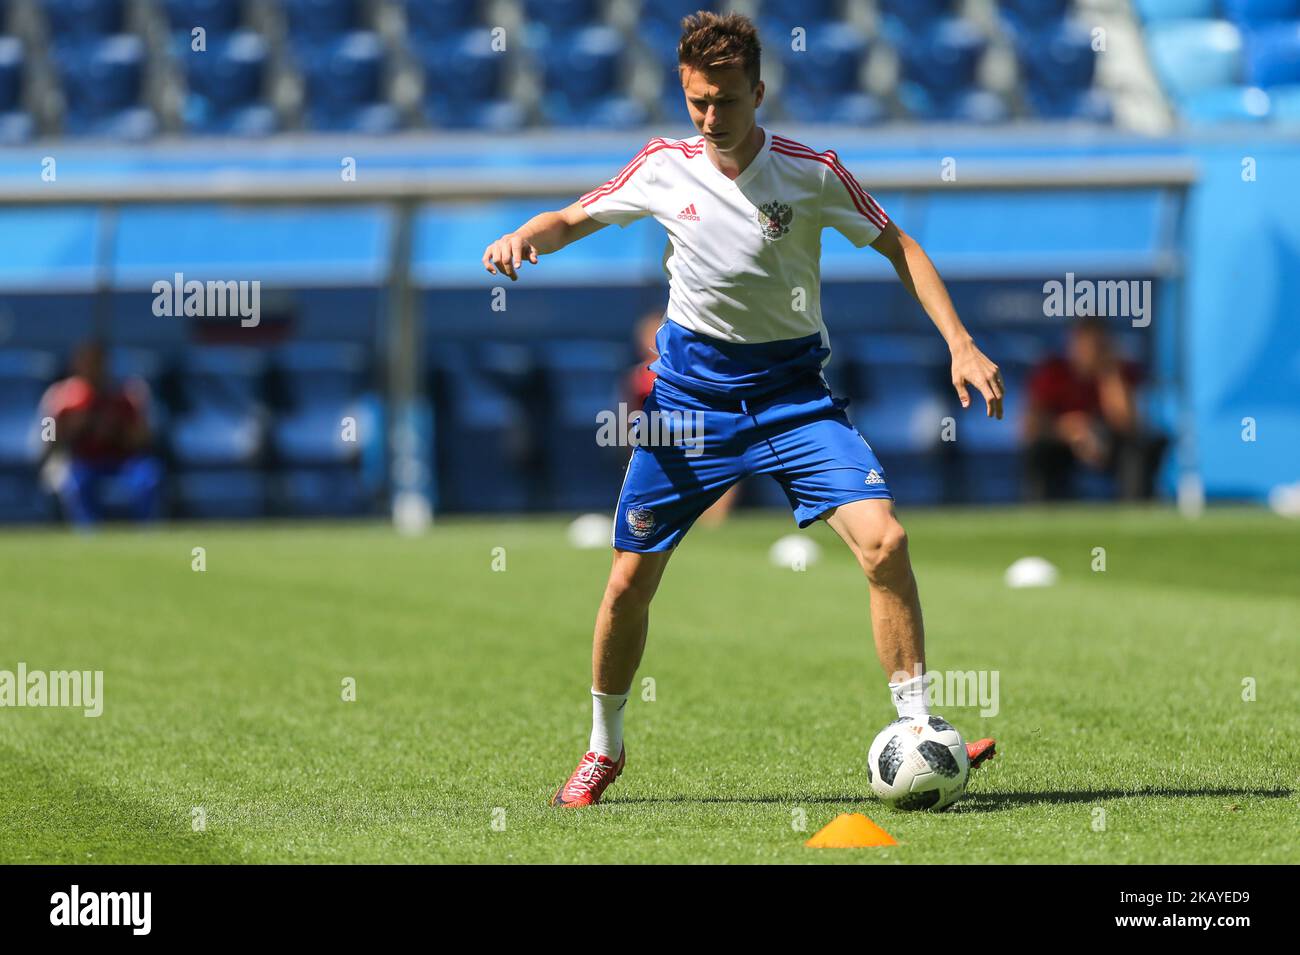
left=680, top=66, right=763, bottom=152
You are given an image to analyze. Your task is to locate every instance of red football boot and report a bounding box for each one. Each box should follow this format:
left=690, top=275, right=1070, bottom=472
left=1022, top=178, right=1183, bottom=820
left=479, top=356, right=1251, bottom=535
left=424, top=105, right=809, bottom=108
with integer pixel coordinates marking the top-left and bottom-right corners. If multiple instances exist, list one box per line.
left=966, top=738, right=997, bottom=769
left=551, top=748, right=626, bottom=807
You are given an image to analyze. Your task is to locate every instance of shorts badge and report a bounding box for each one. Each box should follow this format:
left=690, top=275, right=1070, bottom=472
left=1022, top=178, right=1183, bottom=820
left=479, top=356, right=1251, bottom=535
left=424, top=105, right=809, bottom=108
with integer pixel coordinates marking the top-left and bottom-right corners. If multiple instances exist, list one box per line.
left=626, top=507, right=656, bottom=539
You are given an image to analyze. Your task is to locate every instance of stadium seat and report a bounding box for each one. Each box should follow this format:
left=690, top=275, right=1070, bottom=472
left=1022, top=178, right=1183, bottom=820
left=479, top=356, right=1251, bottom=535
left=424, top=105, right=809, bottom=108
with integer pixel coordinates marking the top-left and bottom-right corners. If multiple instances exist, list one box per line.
left=536, top=340, right=629, bottom=511
left=162, top=0, right=242, bottom=34
left=174, top=468, right=267, bottom=518
left=521, top=0, right=599, bottom=32
left=276, top=467, right=367, bottom=515
left=42, top=0, right=125, bottom=43
left=403, top=0, right=478, bottom=39
left=1025, top=86, right=1113, bottom=121
left=178, top=31, right=277, bottom=135
left=54, top=34, right=157, bottom=139
left=0, top=349, right=57, bottom=466
left=537, top=26, right=649, bottom=128
left=1129, top=0, right=1216, bottom=21
left=640, top=0, right=719, bottom=68
left=539, top=26, right=624, bottom=104
left=0, top=36, right=33, bottom=144
left=0, top=471, right=56, bottom=522
left=1179, top=84, right=1272, bottom=121
left=780, top=89, right=887, bottom=124
left=1146, top=20, right=1244, bottom=99
left=1016, top=19, right=1098, bottom=99
left=281, top=0, right=361, bottom=43
left=417, top=28, right=526, bottom=131
left=297, top=31, right=400, bottom=133
left=270, top=342, right=367, bottom=466
left=896, top=19, right=989, bottom=101
left=430, top=343, right=534, bottom=513
left=171, top=347, right=266, bottom=466
left=1243, top=23, right=1300, bottom=89
left=775, top=22, right=868, bottom=97
left=878, top=0, right=960, bottom=44
left=1220, top=0, right=1300, bottom=26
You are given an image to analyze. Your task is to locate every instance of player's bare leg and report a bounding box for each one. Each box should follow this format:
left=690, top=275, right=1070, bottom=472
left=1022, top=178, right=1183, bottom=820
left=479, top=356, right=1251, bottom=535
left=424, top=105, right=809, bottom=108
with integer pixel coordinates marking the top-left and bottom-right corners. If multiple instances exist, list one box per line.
left=824, top=498, right=924, bottom=677
left=824, top=497, right=996, bottom=768
left=553, top=548, right=673, bottom=806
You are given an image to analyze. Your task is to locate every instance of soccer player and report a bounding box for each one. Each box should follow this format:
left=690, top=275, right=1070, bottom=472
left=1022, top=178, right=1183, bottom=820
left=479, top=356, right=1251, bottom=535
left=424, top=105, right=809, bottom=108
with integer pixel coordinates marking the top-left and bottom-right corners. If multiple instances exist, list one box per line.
left=482, top=12, right=1003, bottom=806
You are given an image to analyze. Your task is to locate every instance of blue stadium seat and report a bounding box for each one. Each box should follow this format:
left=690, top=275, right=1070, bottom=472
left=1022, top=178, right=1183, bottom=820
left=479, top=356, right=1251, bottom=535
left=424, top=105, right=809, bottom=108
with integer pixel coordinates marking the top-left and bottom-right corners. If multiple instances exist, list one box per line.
left=0, top=36, right=33, bottom=144
left=521, top=0, right=598, bottom=32
left=162, top=0, right=241, bottom=33
left=1146, top=20, right=1243, bottom=99
left=780, top=89, right=887, bottom=124
left=297, top=31, right=400, bottom=133
left=430, top=343, right=534, bottom=513
left=174, top=469, right=267, bottom=518
left=1221, top=0, right=1300, bottom=26
left=0, top=471, right=56, bottom=522
left=899, top=85, right=1009, bottom=123
left=1244, top=23, right=1300, bottom=88
left=1025, top=86, right=1113, bottom=121
left=897, top=19, right=989, bottom=102
left=271, top=342, right=367, bottom=466
left=536, top=340, right=628, bottom=511
left=1129, top=0, right=1216, bottom=20
left=537, top=26, right=649, bottom=128
left=418, top=28, right=526, bottom=131
left=1016, top=19, right=1097, bottom=96
left=878, top=0, right=959, bottom=44
left=1180, top=84, right=1271, bottom=121
left=178, top=31, right=276, bottom=135
left=404, top=0, right=478, bottom=39
left=55, top=34, right=157, bottom=139
left=42, top=0, right=124, bottom=42
left=0, top=349, right=57, bottom=466
left=281, top=0, right=360, bottom=43
left=539, top=26, right=624, bottom=104
left=776, top=21, right=868, bottom=97
left=276, top=467, right=367, bottom=515
left=171, top=347, right=266, bottom=466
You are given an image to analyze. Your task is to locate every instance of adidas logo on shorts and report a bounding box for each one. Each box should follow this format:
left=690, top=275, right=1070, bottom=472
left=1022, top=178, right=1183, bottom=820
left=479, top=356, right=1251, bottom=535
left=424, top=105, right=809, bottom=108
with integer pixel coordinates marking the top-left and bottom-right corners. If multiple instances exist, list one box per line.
left=864, top=469, right=885, bottom=486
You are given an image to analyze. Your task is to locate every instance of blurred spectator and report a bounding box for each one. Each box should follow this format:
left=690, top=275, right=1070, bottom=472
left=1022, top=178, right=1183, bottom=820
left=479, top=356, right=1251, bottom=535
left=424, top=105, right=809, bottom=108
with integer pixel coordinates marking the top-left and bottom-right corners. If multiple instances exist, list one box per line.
left=1023, top=317, right=1167, bottom=501
left=625, top=311, right=739, bottom=527
left=40, top=341, right=161, bottom=525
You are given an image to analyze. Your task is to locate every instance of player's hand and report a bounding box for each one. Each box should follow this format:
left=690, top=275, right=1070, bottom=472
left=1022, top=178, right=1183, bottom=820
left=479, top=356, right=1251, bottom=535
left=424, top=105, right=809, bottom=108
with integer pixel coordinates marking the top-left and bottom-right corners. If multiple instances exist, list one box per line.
left=482, top=232, right=538, bottom=282
left=950, top=339, right=1004, bottom=420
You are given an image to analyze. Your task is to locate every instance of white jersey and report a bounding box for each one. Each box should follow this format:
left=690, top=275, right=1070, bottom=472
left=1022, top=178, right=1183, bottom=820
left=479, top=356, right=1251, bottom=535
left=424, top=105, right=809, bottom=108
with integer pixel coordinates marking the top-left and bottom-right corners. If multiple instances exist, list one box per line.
left=579, top=128, right=889, bottom=399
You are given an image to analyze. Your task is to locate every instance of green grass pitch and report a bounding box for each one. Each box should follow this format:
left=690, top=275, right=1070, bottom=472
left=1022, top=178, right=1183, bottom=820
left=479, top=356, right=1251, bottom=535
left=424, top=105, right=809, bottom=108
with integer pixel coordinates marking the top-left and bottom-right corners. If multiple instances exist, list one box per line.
left=1, top=506, right=1296, bottom=864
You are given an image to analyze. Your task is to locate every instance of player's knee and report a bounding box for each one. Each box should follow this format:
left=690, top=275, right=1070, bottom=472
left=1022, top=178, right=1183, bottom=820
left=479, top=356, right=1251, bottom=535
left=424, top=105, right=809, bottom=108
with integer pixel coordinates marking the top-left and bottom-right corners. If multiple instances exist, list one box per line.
left=859, top=523, right=910, bottom=585
left=603, top=561, right=660, bottom=611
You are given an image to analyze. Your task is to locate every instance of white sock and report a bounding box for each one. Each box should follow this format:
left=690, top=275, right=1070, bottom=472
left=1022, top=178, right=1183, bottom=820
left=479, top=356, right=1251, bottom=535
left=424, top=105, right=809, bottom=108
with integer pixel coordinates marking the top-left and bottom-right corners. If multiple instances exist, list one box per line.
left=889, top=672, right=931, bottom=719
left=589, top=687, right=629, bottom=758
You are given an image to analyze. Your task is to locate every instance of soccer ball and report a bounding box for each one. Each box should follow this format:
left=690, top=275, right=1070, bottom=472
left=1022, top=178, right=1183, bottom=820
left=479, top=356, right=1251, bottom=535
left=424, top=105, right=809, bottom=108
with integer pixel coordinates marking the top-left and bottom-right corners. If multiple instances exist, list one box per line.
left=867, top=715, right=969, bottom=811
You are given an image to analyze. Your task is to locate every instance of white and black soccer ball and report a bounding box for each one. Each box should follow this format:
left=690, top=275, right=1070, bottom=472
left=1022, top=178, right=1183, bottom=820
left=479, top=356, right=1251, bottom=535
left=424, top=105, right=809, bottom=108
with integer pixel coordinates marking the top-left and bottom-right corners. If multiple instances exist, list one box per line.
left=866, top=715, right=970, bottom=811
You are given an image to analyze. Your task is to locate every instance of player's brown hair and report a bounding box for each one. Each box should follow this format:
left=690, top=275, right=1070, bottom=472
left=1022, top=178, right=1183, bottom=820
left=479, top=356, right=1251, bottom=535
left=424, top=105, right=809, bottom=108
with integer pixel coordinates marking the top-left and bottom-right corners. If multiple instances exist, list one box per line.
left=677, top=11, right=762, bottom=88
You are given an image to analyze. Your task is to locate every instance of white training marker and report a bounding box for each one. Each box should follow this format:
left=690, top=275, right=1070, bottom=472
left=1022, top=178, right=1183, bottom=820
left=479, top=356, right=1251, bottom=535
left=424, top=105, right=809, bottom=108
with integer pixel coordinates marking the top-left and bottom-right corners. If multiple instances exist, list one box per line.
left=1004, top=556, right=1058, bottom=588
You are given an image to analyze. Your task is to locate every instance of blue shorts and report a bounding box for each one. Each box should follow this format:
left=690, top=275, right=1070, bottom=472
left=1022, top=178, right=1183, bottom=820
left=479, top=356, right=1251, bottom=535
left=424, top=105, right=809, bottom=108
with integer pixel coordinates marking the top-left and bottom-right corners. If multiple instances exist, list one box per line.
left=612, top=376, right=893, bottom=552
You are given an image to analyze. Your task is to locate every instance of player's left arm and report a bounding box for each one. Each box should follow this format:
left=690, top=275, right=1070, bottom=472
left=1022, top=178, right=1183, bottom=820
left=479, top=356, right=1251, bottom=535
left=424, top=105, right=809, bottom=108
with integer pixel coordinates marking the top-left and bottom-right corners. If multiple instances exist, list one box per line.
left=871, top=222, right=1004, bottom=419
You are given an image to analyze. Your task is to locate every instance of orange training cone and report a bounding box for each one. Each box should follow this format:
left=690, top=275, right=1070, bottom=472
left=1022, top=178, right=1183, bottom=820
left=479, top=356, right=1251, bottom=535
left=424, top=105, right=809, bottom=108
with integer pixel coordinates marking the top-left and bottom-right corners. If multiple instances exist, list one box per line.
left=805, top=812, right=897, bottom=848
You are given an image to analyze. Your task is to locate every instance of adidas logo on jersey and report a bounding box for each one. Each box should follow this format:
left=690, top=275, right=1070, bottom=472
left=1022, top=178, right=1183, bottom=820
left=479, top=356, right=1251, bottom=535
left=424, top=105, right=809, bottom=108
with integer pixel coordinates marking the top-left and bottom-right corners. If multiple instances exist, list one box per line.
left=864, top=469, right=885, bottom=486
left=677, top=203, right=701, bottom=221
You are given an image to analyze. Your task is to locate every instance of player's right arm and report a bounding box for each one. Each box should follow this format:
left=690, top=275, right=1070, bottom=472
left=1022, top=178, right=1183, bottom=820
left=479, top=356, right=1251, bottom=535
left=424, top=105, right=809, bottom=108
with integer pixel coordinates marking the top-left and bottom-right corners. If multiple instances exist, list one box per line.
left=481, top=201, right=608, bottom=282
